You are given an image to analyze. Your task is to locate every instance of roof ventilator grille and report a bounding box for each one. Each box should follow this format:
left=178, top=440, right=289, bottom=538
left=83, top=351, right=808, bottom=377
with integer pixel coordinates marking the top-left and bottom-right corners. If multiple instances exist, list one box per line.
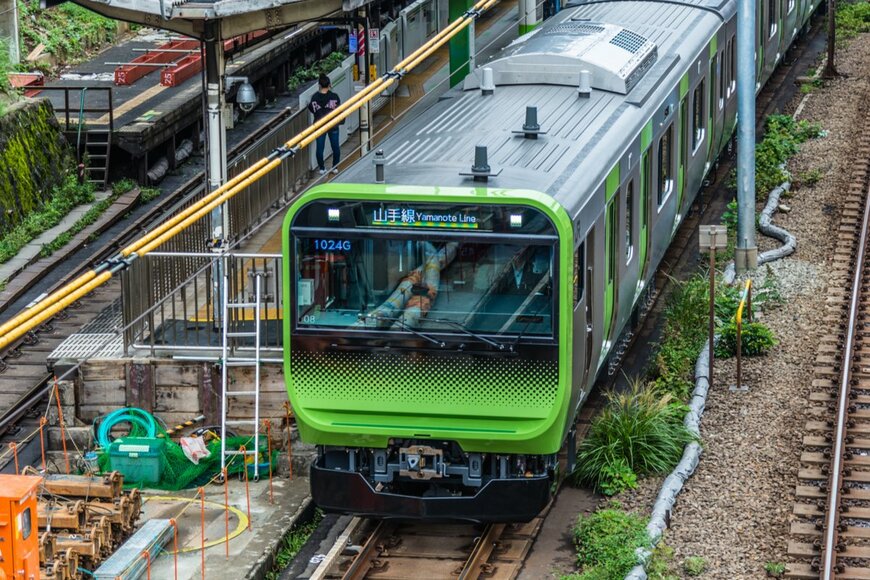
left=543, top=22, right=605, bottom=36
left=609, top=29, right=646, bottom=54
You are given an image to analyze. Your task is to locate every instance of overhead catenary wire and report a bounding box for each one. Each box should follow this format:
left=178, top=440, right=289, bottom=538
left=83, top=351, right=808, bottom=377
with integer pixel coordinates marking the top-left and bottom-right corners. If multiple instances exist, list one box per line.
left=0, top=0, right=498, bottom=352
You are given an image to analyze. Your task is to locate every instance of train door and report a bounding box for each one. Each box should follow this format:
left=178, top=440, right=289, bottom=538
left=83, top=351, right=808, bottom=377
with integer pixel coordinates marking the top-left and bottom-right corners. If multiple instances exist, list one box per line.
left=638, top=150, right=650, bottom=284
left=711, top=47, right=726, bottom=158
left=677, top=96, right=687, bottom=220
left=572, top=240, right=592, bottom=407
left=603, top=198, right=617, bottom=346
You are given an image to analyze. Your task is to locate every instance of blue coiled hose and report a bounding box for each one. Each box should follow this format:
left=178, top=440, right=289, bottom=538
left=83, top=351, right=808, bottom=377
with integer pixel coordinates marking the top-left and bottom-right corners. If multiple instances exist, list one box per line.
left=95, top=408, right=160, bottom=448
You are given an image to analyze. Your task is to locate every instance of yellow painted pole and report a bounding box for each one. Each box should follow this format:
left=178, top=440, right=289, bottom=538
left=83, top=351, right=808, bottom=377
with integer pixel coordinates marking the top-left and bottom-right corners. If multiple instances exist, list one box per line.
left=0, top=0, right=498, bottom=350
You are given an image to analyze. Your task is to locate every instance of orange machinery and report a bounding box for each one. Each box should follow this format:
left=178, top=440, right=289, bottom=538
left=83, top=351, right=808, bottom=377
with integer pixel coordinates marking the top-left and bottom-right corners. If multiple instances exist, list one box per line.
left=0, top=475, right=42, bottom=580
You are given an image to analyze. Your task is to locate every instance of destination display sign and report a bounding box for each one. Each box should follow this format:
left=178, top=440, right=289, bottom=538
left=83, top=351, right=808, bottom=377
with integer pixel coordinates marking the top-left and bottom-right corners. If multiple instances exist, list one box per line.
left=371, top=207, right=480, bottom=229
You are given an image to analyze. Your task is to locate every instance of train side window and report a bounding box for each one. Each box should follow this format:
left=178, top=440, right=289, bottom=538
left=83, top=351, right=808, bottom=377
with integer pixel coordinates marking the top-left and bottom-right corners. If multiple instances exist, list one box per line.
left=717, top=51, right=725, bottom=109
left=787, top=0, right=795, bottom=13
left=729, top=36, right=736, bottom=94
left=692, top=79, right=705, bottom=152
left=573, top=242, right=585, bottom=306
left=768, top=0, right=777, bottom=38
left=625, top=180, right=634, bottom=264
left=657, top=124, right=674, bottom=208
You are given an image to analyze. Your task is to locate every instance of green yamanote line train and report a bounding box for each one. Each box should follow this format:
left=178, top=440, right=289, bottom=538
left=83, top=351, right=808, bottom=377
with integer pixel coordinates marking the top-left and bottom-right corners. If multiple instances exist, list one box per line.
left=281, top=0, right=817, bottom=521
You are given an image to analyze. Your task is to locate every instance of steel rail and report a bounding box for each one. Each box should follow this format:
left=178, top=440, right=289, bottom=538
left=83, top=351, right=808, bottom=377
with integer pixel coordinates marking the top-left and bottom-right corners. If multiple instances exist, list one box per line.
left=342, top=520, right=388, bottom=580
left=822, top=170, right=870, bottom=577
left=0, top=0, right=498, bottom=352
left=459, top=523, right=504, bottom=580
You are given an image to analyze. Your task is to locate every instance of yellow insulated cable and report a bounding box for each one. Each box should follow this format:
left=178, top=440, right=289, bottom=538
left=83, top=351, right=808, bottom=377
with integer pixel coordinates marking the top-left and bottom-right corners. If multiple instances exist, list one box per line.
left=0, top=270, right=98, bottom=339
left=0, top=271, right=114, bottom=352
left=0, top=0, right=497, bottom=350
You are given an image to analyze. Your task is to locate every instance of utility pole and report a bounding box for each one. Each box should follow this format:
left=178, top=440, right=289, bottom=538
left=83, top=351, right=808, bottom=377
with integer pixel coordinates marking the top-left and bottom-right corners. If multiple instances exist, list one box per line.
left=204, top=21, right=228, bottom=242
left=359, top=9, right=373, bottom=155
left=821, top=0, right=838, bottom=78
left=204, top=20, right=229, bottom=326
left=735, top=0, right=758, bottom=273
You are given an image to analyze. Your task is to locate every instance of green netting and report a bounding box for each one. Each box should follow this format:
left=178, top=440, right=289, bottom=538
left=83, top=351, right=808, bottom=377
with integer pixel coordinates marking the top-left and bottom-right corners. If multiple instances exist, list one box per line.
left=97, top=434, right=277, bottom=491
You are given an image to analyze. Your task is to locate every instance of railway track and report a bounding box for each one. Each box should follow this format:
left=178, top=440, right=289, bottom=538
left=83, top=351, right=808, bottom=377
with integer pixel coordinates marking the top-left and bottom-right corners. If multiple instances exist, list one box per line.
left=787, top=93, right=870, bottom=577
left=0, top=102, right=296, bottom=448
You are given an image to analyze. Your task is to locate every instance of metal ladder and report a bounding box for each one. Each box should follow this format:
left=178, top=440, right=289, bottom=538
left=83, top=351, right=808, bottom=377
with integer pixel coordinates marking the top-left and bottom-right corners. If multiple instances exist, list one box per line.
left=220, top=267, right=265, bottom=480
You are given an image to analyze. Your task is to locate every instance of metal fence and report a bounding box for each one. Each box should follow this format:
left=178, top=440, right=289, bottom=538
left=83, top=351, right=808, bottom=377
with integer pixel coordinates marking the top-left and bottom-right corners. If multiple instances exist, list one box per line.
left=121, top=108, right=308, bottom=351
left=124, top=253, right=283, bottom=356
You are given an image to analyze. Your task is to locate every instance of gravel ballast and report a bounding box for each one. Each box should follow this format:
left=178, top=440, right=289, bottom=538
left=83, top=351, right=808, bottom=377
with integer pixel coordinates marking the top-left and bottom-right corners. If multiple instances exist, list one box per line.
left=616, top=32, right=870, bottom=579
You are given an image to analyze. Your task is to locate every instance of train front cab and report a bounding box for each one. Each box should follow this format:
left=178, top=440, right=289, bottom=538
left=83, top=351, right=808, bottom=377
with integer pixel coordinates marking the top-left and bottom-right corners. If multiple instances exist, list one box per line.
left=282, top=185, right=578, bottom=522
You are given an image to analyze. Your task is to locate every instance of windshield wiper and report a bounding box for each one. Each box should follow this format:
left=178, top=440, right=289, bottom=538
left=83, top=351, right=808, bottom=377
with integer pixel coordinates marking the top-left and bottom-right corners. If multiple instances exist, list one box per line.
left=422, top=318, right=508, bottom=351
left=361, top=314, right=446, bottom=348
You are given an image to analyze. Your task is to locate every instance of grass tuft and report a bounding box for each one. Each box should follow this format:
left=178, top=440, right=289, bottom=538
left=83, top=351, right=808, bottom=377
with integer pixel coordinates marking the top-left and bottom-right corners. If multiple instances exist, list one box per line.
left=570, top=503, right=648, bottom=579
left=571, top=381, right=695, bottom=495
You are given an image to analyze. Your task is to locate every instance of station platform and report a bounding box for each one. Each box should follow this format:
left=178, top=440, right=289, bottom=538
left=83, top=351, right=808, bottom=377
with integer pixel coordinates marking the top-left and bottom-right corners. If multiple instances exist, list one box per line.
left=37, top=23, right=336, bottom=172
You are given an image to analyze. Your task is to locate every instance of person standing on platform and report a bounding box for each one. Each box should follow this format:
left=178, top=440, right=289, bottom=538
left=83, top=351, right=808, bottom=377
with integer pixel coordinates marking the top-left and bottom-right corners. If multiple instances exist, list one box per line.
left=308, top=74, right=342, bottom=175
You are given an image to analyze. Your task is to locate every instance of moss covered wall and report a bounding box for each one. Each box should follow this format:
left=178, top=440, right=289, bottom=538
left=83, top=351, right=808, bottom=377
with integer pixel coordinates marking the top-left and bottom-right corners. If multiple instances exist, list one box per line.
left=0, top=98, right=72, bottom=236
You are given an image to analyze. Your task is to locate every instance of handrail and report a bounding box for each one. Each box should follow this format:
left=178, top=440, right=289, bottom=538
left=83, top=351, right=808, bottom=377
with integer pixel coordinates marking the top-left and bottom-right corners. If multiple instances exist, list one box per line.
left=0, top=0, right=498, bottom=352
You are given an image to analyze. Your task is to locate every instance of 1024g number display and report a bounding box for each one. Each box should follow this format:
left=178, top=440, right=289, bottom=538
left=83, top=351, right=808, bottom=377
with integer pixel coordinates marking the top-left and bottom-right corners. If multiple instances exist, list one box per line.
left=313, top=239, right=351, bottom=251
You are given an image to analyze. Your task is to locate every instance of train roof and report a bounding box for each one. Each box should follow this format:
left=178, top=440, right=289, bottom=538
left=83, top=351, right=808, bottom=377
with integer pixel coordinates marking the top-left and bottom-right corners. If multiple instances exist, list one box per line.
left=336, top=1, right=726, bottom=220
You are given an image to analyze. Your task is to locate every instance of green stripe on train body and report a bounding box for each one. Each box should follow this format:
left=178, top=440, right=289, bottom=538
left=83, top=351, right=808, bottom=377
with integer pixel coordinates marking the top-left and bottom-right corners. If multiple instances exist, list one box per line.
left=282, top=184, right=576, bottom=455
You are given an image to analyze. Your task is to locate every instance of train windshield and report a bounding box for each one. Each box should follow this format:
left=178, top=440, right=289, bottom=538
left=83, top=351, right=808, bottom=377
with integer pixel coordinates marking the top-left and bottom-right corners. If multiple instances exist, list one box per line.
left=291, top=201, right=558, bottom=339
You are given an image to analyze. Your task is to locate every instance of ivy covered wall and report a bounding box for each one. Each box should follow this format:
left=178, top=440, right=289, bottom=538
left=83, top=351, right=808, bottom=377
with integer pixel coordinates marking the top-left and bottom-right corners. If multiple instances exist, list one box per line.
left=0, top=98, right=72, bottom=237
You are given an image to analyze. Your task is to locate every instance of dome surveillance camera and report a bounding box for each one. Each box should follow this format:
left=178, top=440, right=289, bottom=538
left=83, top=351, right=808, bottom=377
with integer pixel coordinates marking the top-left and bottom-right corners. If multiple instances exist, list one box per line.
left=236, top=80, right=257, bottom=112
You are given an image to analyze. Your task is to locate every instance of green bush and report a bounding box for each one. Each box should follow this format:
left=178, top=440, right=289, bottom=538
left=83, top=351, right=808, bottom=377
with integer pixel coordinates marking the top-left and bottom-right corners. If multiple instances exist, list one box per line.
left=756, top=115, right=824, bottom=195
left=647, top=543, right=679, bottom=580
left=650, top=275, right=709, bottom=399
left=764, top=561, right=786, bottom=577
left=112, top=178, right=136, bottom=196
left=683, top=556, right=707, bottom=576
left=572, top=503, right=648, bottom=579
left=140, top=187, right=161, bottom=202
left=714, top=320, right=777, bottom=358
left=0, top=38, right=15, bottom=95
left=571, top=383, right=695, bottom=494
left=18, top=0, right=117, bottom=65
left=837, top=1, right=870, bottom=39
left=265, top=510, right=323, bottom=580
left=287, top=52, right=348, bottom=91
left=598, top=457, right=638, bottom=497
left=0, top=174, right=93, bottom=263
left=721, top=199, right=738, bottom=231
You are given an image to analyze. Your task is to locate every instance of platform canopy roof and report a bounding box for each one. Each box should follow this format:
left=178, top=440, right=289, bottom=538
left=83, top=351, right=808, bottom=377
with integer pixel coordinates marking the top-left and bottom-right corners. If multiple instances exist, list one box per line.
left=44, top=0, right=374, bottom=38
